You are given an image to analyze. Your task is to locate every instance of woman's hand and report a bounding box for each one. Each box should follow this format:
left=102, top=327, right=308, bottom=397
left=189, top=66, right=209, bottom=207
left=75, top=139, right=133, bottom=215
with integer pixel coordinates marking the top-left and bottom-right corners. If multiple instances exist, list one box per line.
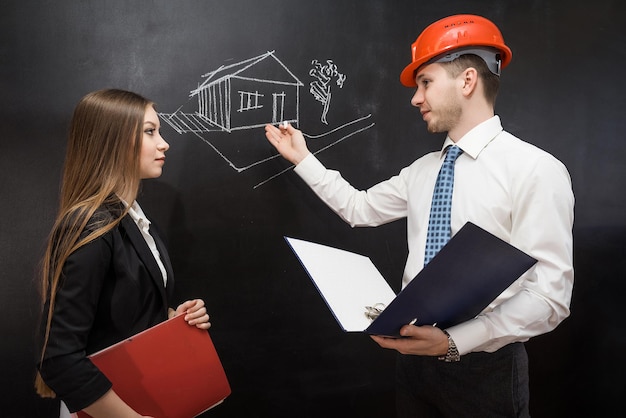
left=170, top=299, right=211, bottom=330
left=80, top=389, right=154, bottom=418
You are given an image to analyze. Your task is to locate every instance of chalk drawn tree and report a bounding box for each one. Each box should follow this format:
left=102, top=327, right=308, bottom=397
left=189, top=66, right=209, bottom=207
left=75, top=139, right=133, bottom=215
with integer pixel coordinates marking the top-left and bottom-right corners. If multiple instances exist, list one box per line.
left=309, top=59, right=346, bottom=125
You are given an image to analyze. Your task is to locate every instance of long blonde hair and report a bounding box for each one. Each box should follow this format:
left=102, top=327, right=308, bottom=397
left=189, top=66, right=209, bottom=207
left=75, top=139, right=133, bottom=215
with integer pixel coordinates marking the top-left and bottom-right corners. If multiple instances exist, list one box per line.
left=35, top=89, right=153, bottom=397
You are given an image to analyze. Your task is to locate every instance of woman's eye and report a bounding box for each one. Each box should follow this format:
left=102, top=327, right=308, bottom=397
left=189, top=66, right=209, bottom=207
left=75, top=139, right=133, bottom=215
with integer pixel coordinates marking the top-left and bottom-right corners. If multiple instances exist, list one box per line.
left=144, top=129, right=155, bottom=135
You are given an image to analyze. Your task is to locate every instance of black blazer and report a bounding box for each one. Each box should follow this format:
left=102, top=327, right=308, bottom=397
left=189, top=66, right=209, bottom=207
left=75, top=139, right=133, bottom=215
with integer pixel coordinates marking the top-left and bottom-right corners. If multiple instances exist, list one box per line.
left=38, top=203, right=176, bottom=412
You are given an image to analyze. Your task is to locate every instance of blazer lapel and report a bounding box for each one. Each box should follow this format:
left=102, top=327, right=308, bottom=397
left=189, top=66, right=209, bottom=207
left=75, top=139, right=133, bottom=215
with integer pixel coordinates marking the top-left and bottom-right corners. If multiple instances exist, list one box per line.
left=119, top=215, right=169, bottom=307
left=151, top=225, right=175, bottom=301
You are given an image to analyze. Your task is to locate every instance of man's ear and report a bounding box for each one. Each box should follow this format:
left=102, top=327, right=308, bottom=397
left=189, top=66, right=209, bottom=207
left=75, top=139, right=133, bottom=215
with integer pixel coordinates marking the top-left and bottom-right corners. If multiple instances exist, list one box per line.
left=460, top=67, right=478, bottom=96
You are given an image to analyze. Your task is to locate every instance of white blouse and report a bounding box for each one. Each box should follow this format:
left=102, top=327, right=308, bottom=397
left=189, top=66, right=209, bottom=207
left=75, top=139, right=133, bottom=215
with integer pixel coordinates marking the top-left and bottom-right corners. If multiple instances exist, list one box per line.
left=126, top=200, right=168, bottom=286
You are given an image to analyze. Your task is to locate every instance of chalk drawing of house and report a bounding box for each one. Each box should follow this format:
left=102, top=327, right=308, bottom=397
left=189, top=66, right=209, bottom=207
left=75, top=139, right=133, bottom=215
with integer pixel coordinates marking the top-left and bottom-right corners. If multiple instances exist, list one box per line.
left=162, top=51, right=304, bottom=134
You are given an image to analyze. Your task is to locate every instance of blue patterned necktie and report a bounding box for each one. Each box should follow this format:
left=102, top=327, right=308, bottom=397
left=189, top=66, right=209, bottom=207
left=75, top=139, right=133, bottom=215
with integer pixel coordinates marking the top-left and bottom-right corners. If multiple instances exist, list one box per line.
left=424, top=145, right=463, bottom=265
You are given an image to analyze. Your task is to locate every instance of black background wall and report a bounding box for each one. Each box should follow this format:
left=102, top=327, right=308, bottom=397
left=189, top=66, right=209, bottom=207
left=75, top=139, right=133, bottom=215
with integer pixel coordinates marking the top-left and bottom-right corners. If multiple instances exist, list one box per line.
left=1, top=1, right=624, bottom=417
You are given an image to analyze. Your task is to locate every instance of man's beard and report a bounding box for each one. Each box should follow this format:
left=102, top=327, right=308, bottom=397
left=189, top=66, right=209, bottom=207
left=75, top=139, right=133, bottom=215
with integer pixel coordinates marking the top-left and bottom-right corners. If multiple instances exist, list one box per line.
left=425, top=94, right=462, bottom=134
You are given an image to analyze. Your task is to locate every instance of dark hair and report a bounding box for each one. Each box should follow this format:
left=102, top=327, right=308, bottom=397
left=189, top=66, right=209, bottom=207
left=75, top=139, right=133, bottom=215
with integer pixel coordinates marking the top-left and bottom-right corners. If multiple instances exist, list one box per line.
left=441, top=54, right=500, bottom=106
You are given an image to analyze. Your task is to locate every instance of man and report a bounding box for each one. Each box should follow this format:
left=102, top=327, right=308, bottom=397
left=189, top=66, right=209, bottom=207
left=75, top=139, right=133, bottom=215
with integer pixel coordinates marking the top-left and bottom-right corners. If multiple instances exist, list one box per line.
left=265, top=14, right=574, bottom=417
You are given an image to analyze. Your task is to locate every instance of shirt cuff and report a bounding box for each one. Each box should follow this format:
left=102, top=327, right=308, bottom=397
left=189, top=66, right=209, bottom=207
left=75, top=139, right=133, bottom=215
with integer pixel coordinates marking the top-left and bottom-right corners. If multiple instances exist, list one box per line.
left=445, top=318, right=490, bottom=356
left=293, top=153, right=326, bottom=184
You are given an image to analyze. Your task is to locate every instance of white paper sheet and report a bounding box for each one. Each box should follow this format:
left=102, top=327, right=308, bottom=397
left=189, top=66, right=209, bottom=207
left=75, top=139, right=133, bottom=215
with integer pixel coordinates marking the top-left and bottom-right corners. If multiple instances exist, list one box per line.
left=285, top=237, right=397, bottom=332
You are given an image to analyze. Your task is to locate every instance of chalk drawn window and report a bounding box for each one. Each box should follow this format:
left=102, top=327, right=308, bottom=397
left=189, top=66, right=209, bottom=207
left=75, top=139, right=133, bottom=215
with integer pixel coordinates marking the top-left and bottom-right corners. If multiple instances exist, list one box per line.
left=238, top=90, right=263, bottom=112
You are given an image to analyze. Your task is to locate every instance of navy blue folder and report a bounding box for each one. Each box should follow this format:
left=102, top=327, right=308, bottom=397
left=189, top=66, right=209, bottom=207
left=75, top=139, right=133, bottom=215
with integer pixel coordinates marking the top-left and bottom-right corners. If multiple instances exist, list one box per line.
left=364, top=222, right=537, bottom=336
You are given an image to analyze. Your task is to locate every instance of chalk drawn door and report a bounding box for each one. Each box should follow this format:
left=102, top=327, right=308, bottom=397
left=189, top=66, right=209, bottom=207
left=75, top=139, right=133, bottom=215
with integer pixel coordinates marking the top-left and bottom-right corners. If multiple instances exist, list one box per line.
left=272, top=91, right=286, bottom=124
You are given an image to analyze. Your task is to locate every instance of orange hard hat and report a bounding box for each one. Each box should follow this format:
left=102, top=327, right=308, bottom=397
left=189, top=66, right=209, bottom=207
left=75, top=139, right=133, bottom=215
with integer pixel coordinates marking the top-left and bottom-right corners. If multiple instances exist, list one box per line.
left=400, top=14, right=512, bottom=87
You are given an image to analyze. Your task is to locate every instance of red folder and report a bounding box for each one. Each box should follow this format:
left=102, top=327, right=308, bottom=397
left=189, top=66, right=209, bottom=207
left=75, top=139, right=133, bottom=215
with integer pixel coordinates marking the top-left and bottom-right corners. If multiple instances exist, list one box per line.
left=77, top=315, right=231, bottom=418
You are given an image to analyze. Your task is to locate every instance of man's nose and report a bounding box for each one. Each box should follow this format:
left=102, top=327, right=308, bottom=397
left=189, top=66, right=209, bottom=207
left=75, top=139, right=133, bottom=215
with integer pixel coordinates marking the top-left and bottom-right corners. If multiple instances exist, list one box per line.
left=411, top=89, right=423, bottom=107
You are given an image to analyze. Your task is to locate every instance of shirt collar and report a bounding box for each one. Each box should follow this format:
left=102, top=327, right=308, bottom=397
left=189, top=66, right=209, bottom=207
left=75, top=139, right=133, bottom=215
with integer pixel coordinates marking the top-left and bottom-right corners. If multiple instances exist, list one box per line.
left=123, top=200, right=151, bottom=231
left=440, top=115, right=503, bottom=160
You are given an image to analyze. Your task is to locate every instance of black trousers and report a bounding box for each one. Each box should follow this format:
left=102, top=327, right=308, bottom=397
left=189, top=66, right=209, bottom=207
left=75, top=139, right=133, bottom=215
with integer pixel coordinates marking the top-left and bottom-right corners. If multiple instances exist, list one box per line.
left=396, top=342, right=530, bottom=418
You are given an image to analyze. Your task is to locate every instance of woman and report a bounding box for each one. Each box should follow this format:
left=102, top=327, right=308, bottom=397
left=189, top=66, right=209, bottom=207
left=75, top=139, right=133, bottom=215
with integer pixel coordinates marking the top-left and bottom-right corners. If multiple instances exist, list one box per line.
left=35, top=89, right=211, bottom=418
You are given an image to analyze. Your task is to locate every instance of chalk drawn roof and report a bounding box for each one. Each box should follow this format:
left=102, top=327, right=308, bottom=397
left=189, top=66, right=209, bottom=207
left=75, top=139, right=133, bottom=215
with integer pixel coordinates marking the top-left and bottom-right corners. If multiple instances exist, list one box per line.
left=190, top=50, right=304, bottom=97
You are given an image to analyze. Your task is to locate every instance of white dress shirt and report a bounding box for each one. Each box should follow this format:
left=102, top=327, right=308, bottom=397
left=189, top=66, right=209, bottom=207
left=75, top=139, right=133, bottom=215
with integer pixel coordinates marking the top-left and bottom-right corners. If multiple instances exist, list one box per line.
left=126, top=201, right=168, bottom=286
left=293, top=115, right=574, bottom=355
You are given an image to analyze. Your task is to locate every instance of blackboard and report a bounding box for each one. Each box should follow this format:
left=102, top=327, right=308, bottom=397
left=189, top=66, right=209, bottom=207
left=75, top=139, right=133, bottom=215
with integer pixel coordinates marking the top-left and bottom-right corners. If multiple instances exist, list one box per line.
left=1, top=1, right=625, bottom=417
